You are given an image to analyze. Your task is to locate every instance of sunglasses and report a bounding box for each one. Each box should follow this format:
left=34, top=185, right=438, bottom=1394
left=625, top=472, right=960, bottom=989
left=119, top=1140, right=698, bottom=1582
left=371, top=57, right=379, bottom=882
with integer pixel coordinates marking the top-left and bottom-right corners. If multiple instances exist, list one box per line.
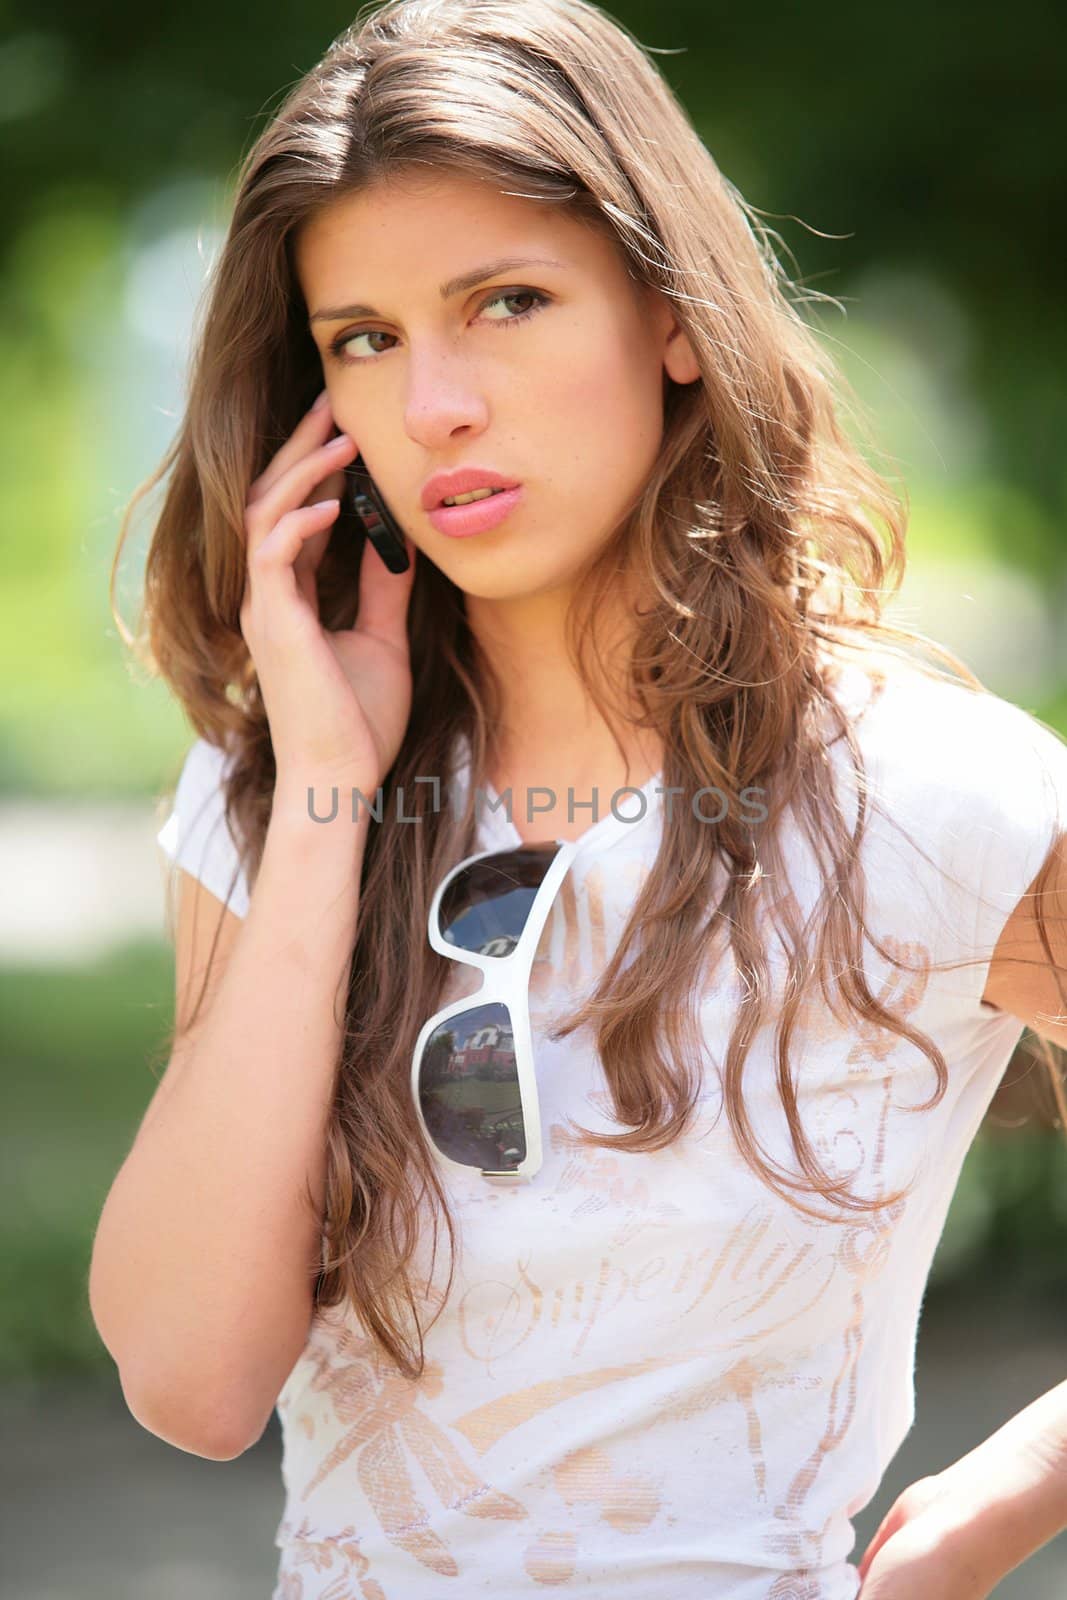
left=411, top=837, right=582, bottom=1184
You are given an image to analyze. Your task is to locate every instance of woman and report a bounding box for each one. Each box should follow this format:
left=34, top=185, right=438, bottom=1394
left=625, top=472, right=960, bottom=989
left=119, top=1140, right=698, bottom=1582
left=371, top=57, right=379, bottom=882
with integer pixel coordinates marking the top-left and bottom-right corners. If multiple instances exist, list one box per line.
left=91, top=1, right=1067, bottom=1596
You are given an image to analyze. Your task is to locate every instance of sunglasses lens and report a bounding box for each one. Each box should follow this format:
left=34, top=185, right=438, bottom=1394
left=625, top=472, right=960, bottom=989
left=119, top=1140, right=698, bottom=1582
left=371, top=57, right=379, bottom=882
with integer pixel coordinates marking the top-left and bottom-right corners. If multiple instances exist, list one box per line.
left=417, top=1000, right=526, bottom=1171
left=438, top=842, right=562, bottom=956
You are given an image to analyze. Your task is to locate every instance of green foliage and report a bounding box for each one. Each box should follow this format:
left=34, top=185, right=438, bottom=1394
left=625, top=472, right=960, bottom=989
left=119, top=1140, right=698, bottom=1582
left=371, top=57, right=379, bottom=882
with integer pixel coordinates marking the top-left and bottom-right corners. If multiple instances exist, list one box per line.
left=930, top=1130, right=1067, bottom=1297
left=0, top=943, right=174, bottom=1382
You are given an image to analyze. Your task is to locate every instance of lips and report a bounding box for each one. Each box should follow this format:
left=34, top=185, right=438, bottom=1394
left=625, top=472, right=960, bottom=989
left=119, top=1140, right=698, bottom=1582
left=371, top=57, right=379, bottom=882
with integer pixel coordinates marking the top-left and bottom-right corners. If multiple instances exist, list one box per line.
left=420, top=467, right=522, bottom=511
left=428, top=484, right=524, bottom=538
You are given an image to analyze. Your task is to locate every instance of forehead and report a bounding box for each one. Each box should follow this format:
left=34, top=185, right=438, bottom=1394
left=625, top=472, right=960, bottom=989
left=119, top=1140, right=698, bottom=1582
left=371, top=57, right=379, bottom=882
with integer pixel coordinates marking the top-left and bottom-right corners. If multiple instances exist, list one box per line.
left=293, top=170, right=623, bottom=292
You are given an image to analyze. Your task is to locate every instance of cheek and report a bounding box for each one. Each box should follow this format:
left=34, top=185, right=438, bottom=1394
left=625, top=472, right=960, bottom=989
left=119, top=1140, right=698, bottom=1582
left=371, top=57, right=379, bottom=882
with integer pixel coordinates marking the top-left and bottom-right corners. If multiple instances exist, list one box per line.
left=535, top=322, right=662, bottom=461
left=558, top=358, right=664, bottom=498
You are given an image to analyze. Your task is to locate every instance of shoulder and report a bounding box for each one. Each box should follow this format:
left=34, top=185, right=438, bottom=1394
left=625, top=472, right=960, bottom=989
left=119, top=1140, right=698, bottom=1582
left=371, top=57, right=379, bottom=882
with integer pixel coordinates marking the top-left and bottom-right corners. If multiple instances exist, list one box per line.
left=830, top=647, right=1067, bottom=950
left=825, top=650, right=1067, bottom=831
left=813, top=649, right=1067, bottom=1020
left=156, top=734, right=251, bottom=918
left=157, top=736, right=239, bottom=847
left=819, top=645, right=1067, bottom=903
left=173, top=734, right=237, bottom=794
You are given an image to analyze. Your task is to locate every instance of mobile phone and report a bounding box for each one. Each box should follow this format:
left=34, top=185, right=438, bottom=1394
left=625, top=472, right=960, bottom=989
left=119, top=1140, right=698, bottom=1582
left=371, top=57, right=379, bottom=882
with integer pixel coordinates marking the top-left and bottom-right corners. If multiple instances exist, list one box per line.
left=340, top=455, right=411, bottom=574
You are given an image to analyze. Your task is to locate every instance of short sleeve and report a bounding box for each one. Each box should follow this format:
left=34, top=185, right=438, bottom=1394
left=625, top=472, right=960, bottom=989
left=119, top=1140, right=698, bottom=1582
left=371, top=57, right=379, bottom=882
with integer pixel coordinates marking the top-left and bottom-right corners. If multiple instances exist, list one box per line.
left=156, top=737, right=251, bottom=918
left=968, top=696, right=1067, bottom=978
left=843, top=670, right=1067, bottom=1018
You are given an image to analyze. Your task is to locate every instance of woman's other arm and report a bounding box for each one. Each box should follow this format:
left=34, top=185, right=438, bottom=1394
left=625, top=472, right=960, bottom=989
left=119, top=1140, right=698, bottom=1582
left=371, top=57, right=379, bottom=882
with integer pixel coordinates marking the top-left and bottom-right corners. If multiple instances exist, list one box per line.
left=88, top=785, right=370, bottom=1460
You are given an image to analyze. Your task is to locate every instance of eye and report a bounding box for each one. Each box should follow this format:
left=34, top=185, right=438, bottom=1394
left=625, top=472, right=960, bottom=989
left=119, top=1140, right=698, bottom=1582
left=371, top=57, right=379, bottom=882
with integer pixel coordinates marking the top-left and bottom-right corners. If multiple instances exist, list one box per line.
left=325, top=287, right=551, bottom=365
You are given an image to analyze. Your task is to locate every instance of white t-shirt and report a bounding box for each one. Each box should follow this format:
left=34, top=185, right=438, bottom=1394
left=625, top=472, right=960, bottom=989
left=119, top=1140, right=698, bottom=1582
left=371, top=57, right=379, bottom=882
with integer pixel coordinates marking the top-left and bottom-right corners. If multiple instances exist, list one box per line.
left=156, top=738, right=251, bottom=918
left=155, top=659, right=1067, bottom=1600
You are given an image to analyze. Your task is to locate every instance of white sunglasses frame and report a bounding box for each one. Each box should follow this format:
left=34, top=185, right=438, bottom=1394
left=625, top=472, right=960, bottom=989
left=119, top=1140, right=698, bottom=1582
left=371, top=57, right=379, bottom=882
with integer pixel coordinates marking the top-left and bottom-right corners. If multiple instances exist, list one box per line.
left=410, top=836, right=581, bottom=1185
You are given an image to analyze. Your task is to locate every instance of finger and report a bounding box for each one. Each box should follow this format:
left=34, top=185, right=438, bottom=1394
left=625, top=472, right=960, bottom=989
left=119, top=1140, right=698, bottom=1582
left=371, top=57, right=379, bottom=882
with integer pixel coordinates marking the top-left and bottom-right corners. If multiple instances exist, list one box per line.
left=290, top=459, right=350, bottom=606
left=289, top=467, right=343, bottom=598
left=246, top=500, right=342, bottom=602
left=316, top=461, right=348, bottom=501
left=354, top=532, right=418, bottom=647
left=293, top=521, right=334, bottom=609
left=856, top=1502, right=905, bottom=1580
left=247, top=389, right=336, bottom=505
left=244, top=433, right=358, bottom=559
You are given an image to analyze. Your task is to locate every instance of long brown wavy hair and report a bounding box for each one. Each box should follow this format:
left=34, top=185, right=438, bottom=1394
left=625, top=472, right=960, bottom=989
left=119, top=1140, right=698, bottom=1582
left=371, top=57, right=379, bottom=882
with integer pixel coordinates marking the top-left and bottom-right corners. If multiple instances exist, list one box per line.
left=111, top=0, right=1067, bottom=1379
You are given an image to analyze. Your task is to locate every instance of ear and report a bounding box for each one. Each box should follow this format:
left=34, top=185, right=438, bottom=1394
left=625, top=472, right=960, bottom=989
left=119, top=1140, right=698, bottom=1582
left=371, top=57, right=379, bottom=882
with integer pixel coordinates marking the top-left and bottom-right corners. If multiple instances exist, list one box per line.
left=663, top=317, right=701, bottom=386
left=648, top=287, right=701, bottom=386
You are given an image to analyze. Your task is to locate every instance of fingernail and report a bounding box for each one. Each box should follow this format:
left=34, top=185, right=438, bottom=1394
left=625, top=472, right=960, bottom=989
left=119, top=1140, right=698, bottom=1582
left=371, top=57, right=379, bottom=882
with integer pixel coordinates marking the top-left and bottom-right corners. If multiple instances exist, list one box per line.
left=311, top=388, right=330, bottom=412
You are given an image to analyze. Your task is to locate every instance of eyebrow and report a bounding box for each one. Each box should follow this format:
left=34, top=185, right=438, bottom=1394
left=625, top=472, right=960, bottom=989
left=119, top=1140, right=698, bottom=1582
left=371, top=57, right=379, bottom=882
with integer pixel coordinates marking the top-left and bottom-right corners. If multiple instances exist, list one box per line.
left=308, top=256, right=568, bottom=325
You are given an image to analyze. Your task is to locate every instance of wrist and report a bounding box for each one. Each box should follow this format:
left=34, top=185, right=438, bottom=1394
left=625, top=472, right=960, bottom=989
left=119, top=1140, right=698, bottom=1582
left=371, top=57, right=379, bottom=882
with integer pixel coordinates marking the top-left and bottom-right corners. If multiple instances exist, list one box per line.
left=270, top=773, right=377, bottom=849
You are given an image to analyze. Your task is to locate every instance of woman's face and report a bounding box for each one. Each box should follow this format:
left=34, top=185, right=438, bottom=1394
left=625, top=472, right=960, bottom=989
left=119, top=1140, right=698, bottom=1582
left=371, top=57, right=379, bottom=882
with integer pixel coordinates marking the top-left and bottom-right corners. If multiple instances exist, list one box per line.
left=296, top=169, right=699, bottom=602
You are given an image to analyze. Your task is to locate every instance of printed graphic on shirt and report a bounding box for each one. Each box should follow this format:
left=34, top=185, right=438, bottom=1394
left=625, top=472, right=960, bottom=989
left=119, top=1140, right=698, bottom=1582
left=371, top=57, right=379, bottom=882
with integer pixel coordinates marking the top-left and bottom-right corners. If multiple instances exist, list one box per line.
left=271, top=664, right=1058, bottom=1599
left=275, top=897, right=930, bottom=1597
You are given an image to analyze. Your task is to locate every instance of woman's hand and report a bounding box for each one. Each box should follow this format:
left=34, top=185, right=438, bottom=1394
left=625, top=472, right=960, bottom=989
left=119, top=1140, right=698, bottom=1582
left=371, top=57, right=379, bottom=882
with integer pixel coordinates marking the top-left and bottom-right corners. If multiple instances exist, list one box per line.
left=239, top=389, right=417, bottom=792
left=858, top=1378, right=1067, bottom=1600
left=856, top=1463, right=1009, bottom=1599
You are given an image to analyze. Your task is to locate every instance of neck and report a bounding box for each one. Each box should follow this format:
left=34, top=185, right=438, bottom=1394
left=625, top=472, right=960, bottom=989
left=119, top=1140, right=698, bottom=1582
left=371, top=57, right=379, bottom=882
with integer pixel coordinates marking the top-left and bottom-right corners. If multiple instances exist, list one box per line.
left=463, top=577, right=658, bottom=787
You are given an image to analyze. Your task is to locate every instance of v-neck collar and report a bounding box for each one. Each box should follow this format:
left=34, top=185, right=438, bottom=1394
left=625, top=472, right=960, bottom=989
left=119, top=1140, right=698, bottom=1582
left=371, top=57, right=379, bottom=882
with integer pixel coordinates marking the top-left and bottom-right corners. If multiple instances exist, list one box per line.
left=479, top=768, right=663, bottom=854
left=448, top=651, right=876, bottom=857
left=451, top=734, right=662, bottom=856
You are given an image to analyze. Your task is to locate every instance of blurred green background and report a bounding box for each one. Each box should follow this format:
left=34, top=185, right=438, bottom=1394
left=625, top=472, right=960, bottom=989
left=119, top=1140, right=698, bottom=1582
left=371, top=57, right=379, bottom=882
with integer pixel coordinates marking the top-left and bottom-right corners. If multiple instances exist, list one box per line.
left=1, top=0, right=1065, bottom=1390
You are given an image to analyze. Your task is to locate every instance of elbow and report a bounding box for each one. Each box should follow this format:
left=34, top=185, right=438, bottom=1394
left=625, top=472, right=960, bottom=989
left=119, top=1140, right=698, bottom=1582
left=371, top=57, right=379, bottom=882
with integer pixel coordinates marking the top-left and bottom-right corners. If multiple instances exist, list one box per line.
left=89, top=1275, right=267, bottom=1461
left=118, top=1364, right=260, bottom=1462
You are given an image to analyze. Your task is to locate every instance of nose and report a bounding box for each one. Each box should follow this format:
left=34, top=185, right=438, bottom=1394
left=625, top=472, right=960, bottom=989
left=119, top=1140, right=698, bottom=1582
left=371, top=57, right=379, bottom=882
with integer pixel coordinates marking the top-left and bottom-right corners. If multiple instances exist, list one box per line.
left=402, top=344, right=490, bottom=448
